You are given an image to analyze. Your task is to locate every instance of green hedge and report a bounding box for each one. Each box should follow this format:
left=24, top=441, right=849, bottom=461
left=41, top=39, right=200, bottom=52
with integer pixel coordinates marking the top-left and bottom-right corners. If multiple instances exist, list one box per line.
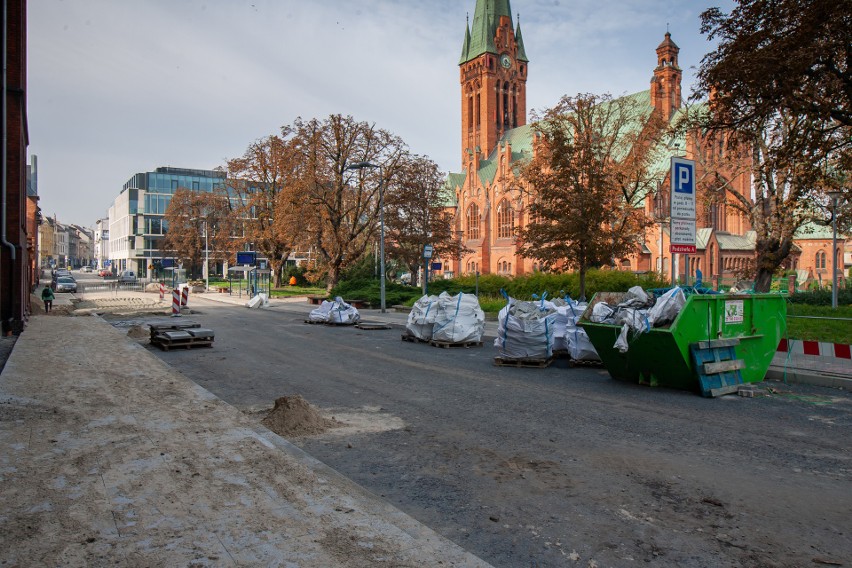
left=331, top=269, right=671, bottom=307
left=789, top=288, right=852, bottom=306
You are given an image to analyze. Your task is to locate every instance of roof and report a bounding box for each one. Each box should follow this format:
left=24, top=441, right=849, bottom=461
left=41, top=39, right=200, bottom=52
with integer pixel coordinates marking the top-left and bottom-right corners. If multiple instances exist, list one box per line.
left=460, top=0, right=528, bottom=64
left=715, top=231, right=756, bottom=251
left=794, top=221, right=845, bottom=240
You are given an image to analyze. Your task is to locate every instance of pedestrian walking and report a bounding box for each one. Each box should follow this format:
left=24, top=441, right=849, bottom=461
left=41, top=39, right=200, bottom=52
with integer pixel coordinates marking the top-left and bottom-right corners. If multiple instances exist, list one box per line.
left=41, top=285, right=55, bottom=314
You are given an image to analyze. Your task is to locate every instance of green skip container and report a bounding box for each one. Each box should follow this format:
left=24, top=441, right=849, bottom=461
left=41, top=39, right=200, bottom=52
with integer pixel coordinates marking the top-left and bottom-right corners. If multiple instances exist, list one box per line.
left=579, top=292, right=787, bottom=394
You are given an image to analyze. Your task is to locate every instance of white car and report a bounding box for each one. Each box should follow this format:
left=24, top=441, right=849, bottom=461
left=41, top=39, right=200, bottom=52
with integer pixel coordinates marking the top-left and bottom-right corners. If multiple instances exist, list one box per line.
left=118, top=270, right=137, bottom=283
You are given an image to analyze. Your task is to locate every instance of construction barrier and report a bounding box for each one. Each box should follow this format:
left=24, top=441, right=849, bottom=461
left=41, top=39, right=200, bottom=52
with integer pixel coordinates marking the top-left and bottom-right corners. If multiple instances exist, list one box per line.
left=181, top=286, right=189, bottom=307
left=159, top=282, right=165, bottom=302
left=171, top=289, right=181, bottom=317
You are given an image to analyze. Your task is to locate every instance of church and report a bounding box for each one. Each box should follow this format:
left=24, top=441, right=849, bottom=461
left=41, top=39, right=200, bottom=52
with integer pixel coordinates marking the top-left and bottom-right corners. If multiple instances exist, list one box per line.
left=442, top=0, right=841, bottom=289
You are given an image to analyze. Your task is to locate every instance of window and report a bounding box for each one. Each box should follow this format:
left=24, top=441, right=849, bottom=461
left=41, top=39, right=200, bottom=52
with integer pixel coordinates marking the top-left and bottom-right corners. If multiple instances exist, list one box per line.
left=816, top=250, right=827, bottom=270
left=497, top=198, right=514, bottom=239
left=466, top=203, right=480, bottom=240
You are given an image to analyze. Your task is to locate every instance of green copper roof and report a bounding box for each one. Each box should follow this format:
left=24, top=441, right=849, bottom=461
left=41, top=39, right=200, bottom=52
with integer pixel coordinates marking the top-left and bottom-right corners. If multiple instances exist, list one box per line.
left=515, top=21, right=528, bottom=62
left=459, top=0, right=528, bottom=64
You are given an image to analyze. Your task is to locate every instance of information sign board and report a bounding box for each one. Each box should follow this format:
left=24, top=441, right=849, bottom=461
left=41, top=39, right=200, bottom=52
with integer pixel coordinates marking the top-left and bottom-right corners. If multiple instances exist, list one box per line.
left=670, top=157, right=697, bottom=254
left=236, top=251, right=256, bottom=265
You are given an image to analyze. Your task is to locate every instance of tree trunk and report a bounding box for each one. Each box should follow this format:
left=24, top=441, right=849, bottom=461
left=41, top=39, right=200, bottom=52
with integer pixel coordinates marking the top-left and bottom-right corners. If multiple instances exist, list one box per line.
left=578, top=267, right=587, bottom=302
left=753, top=237, right=792, bottom=293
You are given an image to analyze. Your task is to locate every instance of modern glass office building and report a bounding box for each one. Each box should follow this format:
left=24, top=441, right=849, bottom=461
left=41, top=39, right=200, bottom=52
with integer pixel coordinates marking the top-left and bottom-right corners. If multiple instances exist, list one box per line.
left=107, top=167, right=227, bottom=277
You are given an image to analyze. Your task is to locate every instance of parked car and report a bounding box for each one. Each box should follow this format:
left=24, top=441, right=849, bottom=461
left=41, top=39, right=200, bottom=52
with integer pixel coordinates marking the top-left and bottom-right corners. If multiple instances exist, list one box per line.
left=51, top=269, right=73, bottom=284
left=118, top=270, right=137, bottom=283
left=54, top=276, right=78, bottom=293
left=98, top=269, right=112, bottom=278
left=81, top=266, right=93, bottom=273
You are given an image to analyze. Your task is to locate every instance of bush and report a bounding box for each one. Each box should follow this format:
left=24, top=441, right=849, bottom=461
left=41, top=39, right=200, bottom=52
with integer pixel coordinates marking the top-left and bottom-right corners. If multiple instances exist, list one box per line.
left=331, top=269, right=673, bottom=309
left=789, top=287, right=852, bottom=306
left=330, top=278, right=422, bottom=307
left=281, top=264, right=309, bottom=287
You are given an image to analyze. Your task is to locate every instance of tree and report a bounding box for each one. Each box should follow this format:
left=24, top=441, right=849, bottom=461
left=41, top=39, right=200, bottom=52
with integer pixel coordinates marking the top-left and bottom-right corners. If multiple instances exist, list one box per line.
left=382, top=153, right=466, bottom=287
left=227, top=135, right=308, bottom=288
left=695, top=0, right=851, bottom=290
left=162, top=188, right=235, bottom=278
left=290, top=114, right=407, bottom=292
left=518, top=93, right=662, bottom=299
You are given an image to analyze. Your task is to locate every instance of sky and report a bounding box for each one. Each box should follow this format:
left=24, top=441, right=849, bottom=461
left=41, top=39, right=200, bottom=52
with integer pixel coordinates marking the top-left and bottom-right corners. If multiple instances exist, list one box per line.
left=28, top=0, right=733, bottom=228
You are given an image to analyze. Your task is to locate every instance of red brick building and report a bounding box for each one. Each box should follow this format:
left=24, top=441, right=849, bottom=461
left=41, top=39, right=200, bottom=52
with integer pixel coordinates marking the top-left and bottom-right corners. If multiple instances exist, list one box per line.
left=443, top=0, right=836, bottom=289
left=1, top=0, right=33, bottom=334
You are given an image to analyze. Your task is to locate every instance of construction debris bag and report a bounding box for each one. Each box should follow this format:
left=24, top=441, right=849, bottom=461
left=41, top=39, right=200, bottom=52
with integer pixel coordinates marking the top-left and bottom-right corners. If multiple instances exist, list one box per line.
left=647, top=287, right=686, bottom=328
left=406, top=294, right=439, bottom=340
left=560, top=300, right=600, bottom=361
left=494, top=296, right=557, bottom=360
left=309, top=296, right=360, bottom=325
left=431, top=292, right=485, bottom=344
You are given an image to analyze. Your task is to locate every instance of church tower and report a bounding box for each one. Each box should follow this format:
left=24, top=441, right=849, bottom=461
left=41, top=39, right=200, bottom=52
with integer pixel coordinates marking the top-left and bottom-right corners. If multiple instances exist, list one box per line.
left=650, top=31, right=682, bottom=121
left=459, top=0, right=529, bottom=168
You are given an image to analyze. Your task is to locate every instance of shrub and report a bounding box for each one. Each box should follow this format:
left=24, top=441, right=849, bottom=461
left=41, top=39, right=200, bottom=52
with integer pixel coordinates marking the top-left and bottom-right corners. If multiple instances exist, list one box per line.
left=789, top=287, right=852, bottom=306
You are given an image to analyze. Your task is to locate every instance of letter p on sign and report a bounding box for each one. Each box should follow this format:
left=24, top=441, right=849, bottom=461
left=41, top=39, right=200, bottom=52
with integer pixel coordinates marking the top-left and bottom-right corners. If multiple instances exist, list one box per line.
left=674, top=161, right=693, bottom=194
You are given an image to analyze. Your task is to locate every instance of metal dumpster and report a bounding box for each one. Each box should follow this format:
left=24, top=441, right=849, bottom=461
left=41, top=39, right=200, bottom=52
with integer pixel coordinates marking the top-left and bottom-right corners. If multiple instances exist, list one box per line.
left=579, top=292, right=786, bottom=394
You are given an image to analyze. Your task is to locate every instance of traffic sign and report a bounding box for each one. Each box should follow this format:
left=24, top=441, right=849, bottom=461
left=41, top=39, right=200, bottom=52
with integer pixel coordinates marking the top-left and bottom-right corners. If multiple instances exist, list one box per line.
left=670, top=157, right=697, bottom=254
left=670, top=157, right=696, bottom=220
left=423, top=244, right=434, bottom=259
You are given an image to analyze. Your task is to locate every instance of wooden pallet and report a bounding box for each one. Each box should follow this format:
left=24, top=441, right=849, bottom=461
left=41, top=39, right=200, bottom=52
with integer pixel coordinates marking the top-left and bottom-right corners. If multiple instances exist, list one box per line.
left=304, top=319, right=357, bottom=326
left=690, top=338, right=745, bottom=397
left=494, top=356, right=553, bottom=368
left=430, top=339, right=483, bottom=349
left=149, top=322, right=200, bottom=339
left=355, top=322, right=391, bottom=330
left=150, top=327, right=214, bottom=351
left=151, top=337, right=214, bottom=351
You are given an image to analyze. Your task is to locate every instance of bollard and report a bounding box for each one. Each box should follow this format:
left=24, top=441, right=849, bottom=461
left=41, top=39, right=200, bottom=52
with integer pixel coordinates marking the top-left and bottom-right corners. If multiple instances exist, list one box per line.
left=171, top=289, right=181, bottom=317
left=181, top=286, right=189, bottom=307
left=159, top=282, right=165, bottom=302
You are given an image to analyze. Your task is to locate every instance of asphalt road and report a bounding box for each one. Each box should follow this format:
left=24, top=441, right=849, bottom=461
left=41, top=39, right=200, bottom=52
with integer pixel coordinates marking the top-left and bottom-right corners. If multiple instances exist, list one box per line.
left=115, top=299, right=852, bottom=568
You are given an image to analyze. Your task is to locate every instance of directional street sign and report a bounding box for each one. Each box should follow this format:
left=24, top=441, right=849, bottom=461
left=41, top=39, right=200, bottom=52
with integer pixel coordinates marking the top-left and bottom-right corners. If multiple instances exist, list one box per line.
left=423, top=244, right=434, bottom=259
left=670, top=157, right=697, bottom=254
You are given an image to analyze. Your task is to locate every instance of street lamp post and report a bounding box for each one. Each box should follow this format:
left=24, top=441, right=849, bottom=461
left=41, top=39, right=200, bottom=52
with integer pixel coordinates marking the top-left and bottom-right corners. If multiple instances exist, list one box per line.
left=203, top=220, right=209, bottom=292
left=345, top=161, right=385, bottom=313
left=827, top=190, right=843, bottom=309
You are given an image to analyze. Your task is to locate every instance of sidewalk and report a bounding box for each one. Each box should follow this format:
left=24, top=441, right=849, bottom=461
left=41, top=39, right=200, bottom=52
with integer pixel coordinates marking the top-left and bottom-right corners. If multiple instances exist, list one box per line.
left=0, top=312, right=491, bottom=567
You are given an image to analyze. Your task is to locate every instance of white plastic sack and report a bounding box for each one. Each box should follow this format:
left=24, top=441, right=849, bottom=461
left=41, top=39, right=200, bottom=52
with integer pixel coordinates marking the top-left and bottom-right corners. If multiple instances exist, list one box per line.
left=590, top=302, right=616, bottom=323
left=309, top=296, right=360, bottom=324
left=648, top=287, right=686, bottom=328
left=613, top=323, right=630, bottom=353
left=406, top=294, right=439, bottom=340
left=494, top=297, right=557, bottom=360
left=432, top=292, right=485, bottom=344
left=560, top=300, right=600, bottom=361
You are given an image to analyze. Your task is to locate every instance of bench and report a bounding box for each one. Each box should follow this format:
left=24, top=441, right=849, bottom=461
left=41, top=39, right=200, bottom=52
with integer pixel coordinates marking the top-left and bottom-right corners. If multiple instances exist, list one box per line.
left=307, top=295, right=328, bottom=305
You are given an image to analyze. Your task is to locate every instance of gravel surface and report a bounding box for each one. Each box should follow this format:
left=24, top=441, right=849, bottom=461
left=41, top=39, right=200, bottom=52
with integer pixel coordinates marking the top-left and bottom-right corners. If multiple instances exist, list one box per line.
left=116, top=302, right=851, bottom=568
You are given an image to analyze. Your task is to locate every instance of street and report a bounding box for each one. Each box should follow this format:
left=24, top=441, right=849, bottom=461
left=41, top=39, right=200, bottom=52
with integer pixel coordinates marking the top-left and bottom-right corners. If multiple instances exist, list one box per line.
left=112, top=297, right=852, bottom=568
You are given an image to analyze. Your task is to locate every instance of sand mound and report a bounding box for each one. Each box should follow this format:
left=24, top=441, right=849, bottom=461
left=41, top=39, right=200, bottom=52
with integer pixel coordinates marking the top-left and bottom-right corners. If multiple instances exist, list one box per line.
left=127, top=324, right=149, bottom=339
left=261, top=395, right=340, bottom=438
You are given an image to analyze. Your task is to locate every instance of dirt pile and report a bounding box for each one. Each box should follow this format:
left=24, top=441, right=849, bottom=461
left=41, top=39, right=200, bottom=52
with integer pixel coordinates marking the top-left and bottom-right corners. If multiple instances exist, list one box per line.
left=261, top=395, right=341, bottom=438
left=126, top=325, right=149, bottom=339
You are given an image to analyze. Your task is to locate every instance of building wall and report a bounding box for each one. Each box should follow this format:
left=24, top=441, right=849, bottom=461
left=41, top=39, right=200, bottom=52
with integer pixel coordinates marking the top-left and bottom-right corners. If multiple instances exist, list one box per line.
left=0, top=0, right=31, bottom=333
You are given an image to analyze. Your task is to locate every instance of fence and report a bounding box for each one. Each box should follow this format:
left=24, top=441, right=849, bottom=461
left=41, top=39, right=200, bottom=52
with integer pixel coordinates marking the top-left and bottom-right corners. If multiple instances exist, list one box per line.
left=77, top=281, right=147, bottom=294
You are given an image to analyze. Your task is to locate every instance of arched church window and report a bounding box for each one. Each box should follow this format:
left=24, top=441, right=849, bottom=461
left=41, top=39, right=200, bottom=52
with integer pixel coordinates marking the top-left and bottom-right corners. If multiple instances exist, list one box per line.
left=497, top=198, right=514, bottom=239
left=816, top=250, right=826, bottom=270
left=466, top=203, right=480, bottom=240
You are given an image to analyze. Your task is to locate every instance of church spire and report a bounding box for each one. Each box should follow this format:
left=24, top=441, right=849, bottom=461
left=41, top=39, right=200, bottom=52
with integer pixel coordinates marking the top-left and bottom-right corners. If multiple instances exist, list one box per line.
left=460, top=0, right=526, bottom=64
